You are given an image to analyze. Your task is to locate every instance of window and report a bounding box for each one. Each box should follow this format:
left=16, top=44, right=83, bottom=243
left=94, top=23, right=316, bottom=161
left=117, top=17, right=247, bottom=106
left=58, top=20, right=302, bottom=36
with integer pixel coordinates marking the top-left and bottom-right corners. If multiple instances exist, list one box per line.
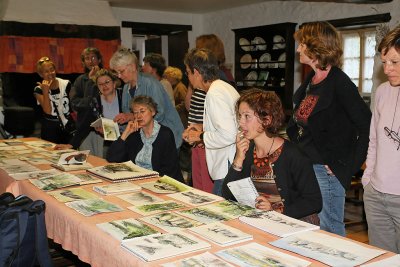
left=341, top=28, right=376, bottom=94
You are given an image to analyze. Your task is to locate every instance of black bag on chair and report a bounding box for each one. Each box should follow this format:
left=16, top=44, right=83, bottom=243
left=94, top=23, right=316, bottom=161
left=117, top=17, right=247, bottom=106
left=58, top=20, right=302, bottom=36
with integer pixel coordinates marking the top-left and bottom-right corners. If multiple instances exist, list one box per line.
left=0, top=193, right=53, bottom=267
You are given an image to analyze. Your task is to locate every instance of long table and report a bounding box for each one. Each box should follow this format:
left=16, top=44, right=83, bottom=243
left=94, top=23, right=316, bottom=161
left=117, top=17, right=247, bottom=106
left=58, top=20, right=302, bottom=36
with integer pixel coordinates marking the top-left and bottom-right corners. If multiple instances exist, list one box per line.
left=0, top=139, right=395, bottom=266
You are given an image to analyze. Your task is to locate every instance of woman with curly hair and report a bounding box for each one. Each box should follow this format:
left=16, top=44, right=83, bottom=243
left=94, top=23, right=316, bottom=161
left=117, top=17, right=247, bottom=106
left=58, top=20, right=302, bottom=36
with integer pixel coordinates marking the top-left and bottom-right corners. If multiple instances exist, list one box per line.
left=222, top=89, right=322, bottom=222
left=286, top=21, right=371, bottom=235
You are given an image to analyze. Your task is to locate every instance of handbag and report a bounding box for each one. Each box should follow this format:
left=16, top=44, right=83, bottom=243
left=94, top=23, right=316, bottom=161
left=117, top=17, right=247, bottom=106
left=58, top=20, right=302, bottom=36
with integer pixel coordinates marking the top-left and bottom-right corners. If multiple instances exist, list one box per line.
left=51, top=101, right=76, bottom=136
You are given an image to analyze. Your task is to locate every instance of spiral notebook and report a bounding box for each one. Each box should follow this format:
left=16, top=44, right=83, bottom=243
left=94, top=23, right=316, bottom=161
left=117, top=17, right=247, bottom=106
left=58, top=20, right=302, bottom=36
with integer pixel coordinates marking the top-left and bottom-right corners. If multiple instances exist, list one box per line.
left=227, top=177, right=259, bottom=208
left=87, top=161, right=159, bottom=182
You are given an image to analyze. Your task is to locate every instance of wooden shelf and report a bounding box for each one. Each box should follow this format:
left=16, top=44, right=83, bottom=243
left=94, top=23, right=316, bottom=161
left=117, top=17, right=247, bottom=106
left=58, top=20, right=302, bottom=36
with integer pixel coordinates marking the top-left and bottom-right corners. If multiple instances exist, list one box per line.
left=233, top=22, right=297, bottom=111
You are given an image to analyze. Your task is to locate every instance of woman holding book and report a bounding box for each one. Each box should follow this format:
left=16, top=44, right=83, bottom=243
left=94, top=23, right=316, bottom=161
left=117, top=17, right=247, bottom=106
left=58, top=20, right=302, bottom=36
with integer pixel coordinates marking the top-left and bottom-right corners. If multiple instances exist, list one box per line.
left=55, top=69, right=122, bottom=158
left=221, top=89, right=322, bottom=223
left=107, top=95, right=184, bottom=183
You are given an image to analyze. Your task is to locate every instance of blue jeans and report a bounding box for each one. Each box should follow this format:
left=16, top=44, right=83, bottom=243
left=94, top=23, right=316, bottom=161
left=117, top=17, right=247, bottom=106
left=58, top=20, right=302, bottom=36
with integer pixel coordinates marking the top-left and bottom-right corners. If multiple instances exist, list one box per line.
left=212, top=179, right=224, bottom=196
left=313, top=164, right=346, bottom=236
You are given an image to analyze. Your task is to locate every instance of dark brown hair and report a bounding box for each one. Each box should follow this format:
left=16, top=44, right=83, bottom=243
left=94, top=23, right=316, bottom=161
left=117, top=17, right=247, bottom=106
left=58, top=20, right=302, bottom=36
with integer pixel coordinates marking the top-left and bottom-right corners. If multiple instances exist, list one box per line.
left=378, top=25, right=400, bottom=55
left=294, top=21, right=343, bottom=69
left=236, top=88, right=284, bottom=136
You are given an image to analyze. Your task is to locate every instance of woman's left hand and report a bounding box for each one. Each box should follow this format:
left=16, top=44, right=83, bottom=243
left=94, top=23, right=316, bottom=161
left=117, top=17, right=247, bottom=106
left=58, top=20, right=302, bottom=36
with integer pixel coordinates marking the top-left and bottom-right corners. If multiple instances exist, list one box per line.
left=255, top=195, right=273, bottom=211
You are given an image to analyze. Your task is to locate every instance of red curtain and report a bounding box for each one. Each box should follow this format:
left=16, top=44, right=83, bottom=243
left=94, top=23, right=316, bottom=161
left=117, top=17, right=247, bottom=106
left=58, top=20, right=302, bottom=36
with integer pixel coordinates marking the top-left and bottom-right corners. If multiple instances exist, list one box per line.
left=0, top=36, right=120, bottom=73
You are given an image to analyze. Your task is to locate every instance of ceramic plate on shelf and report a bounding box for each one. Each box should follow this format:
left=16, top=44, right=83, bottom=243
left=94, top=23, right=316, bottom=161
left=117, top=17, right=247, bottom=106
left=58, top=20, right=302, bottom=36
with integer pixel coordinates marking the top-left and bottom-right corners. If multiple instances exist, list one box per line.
left=244, top=71, right=258, bottom=86
left=278, top=53, right=286, bottom=68
left=256, top=71, right=269, bottom=86
left=239, top=38, right=252, bottom=51
left=259, top=53, right=271, bottom=69
left=240, top=54, right=252, bottom=69
left=273, top=35, right=286, bottom=50
left=253, top=36, right=267, bottom=51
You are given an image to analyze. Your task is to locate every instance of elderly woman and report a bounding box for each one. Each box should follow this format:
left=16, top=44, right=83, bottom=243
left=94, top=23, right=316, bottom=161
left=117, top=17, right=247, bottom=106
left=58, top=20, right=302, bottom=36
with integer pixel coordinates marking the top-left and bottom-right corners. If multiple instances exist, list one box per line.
left=183, top=48, right=239, bottom=196
left=222, top=89, right=322, bottom=222
left=109, top=47, right=184, bottom=149
left=34, top=56, right=73, bottom=144
left=362, top=25, right=400, bottom=253
left=107, top=95, right=184, bottom=183
left=286, top=21, right=371, bottom=235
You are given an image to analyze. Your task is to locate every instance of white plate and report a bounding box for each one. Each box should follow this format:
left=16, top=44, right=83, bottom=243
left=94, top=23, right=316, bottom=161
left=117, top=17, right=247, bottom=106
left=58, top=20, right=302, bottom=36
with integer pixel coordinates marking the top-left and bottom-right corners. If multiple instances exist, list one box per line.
left=273, top=35, right=286, bottom=49
left=259, top=53, right=271, bottom=69
left=239, top=38, right=252, bottom=51
left=278, top=53, right=286, bottom=68
left=240, top=54, right=252, bottom=69
left=253, top=36, right=267, bottom=51
left=244, top=71, right=258, bottom=86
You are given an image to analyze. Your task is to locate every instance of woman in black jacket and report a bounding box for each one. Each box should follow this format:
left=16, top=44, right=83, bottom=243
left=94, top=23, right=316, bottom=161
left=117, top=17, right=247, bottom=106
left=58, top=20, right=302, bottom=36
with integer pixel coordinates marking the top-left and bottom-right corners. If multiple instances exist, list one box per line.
left=55, top=69, right=122, bottom=158
left=286, top=21, right=371, bottom=236
left=107, top=95, right=184, bottom=183
left=222, top=89, right=322, bottom=222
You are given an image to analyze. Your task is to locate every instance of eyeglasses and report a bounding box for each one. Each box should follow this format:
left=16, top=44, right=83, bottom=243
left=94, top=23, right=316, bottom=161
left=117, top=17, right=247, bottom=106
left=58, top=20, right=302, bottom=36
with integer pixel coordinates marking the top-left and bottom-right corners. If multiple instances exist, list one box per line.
left=133, top=109, right=149, bottom=116
left=97, top=79, right=112, bottom=88
left=115, top=66, right=129, bottom=76
left=38, top=57, right=50, bottom=64
left=84, top=56, right=97, bottom=62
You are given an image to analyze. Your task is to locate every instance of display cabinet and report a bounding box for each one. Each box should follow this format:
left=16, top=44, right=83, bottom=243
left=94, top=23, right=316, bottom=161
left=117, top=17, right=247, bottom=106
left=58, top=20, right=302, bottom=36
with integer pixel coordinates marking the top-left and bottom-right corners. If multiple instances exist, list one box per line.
left=233, top=22, right=297, bottom=111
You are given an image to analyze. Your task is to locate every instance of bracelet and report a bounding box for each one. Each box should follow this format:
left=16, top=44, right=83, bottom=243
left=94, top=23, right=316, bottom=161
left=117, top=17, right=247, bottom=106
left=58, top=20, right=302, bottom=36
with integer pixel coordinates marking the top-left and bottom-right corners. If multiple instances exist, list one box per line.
left=231, top=162, right=243, bottom=171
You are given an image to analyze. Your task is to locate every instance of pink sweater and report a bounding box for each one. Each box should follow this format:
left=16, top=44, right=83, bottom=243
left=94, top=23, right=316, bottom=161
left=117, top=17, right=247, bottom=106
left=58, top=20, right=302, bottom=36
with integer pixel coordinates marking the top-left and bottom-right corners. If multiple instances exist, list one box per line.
left=362, top=81, right=400, bottom=194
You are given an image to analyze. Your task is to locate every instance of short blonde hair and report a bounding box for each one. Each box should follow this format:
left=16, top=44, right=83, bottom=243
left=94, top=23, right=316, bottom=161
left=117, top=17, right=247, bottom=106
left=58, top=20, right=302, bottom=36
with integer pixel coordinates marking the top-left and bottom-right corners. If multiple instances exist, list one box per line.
left=36, top=56, right=55, bottom=73
left=163, top=66, right=183, bottom=81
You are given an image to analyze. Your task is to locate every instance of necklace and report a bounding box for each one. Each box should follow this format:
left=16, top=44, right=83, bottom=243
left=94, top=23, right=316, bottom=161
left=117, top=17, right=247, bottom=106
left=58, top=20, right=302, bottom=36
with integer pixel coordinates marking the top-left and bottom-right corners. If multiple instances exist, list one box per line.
left=384, top=88, right=400, bottom=150
left=253, top=137, right=275, bottom=168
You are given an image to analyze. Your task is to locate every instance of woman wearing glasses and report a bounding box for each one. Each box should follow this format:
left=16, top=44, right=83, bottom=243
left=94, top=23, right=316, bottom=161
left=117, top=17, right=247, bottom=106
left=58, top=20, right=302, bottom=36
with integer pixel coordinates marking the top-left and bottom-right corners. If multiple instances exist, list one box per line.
left=109, top=47, right=184, bottom=149
left=107, top=95, right=184, bottom=183
left=34, top=56, right=73, bottom=143
left=362, top=26, right=400, bottom=253
left=55, top=69, right=122, bottom=158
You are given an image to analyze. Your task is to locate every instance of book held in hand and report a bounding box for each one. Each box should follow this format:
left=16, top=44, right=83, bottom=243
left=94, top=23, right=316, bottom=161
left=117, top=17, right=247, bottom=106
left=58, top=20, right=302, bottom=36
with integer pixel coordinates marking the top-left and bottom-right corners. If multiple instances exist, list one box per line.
left=90, top=117, right=120, bottom=141
left=227, top=177, right=259, bottom=208
left=87, top=161, right=159, bottom=182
